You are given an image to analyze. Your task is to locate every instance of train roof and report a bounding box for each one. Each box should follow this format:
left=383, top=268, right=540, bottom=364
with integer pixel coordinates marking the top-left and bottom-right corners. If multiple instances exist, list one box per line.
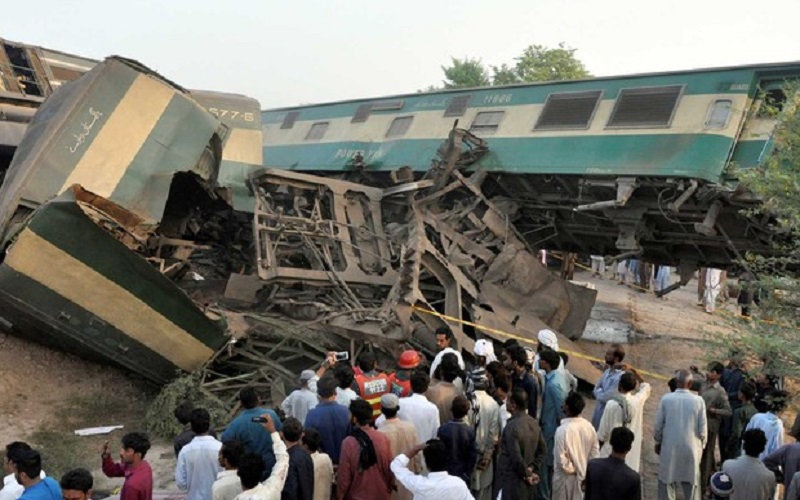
left=264, top=60, right=800, bottom=112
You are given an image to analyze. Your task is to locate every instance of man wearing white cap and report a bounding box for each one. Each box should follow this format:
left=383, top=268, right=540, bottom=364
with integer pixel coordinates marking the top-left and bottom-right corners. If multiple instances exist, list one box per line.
left=281, top=370, right=319, bottom=424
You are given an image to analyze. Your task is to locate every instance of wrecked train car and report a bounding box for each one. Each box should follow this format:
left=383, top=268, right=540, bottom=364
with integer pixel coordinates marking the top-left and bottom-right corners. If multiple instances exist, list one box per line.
left=0, top=55, right=601, bottom=398
left=261, top=62, right=800, bottom=291
left=0, top=56, right=258, bottom=383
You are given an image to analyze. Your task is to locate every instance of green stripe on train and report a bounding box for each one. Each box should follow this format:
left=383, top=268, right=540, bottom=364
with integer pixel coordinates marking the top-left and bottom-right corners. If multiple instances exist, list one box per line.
left=0, top=267, right=178, bottom=383
left=262, top=68, right=758, bottom=123
left=263, top=134, right=733, bottom=182
left=109, top=93, right=220, bottom=217
left=24, top=195, right=226, bottom=350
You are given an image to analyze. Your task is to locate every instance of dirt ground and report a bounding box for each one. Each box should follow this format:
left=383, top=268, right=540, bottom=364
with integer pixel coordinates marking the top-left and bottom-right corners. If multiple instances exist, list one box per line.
left=0, top=266, right=784, bottom=497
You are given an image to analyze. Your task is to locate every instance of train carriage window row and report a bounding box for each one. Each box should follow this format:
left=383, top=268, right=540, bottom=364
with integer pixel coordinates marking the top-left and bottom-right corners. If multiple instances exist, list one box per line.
left=606, top=85, right=684, bottom=128
left=305, top=121, right=329, bottom=141
left=470, top=111, right=505, bottom=135
left=386, top=116, right=414, bottom=138
left=534, top=90, right=603, bottom=130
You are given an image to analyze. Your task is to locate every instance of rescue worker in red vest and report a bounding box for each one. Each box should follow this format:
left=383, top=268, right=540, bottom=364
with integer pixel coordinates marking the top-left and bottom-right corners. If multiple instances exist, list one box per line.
left=354, top=351, right=391, bottom=420
left=390, top=350, right=421, bottom=397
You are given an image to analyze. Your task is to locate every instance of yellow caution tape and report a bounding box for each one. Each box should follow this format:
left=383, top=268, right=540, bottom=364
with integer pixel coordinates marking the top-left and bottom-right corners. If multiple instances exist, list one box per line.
left=410, top=304, right=669, bottom=380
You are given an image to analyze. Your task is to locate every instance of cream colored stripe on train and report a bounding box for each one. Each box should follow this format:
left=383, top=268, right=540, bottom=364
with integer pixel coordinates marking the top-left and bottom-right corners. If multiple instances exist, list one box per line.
left=60, top=74, right=175, bottom=197
left=6, top=228, right=214, bottom=370
left=222, top=128, right=263, bottom=164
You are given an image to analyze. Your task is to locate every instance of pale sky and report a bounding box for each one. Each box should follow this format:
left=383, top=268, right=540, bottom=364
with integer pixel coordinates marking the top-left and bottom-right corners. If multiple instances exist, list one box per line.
left=4, top=0, right=799, bottom=109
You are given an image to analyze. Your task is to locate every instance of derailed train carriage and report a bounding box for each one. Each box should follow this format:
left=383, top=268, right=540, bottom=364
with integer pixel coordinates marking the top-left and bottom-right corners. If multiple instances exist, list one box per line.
left=0, top=55, right=602, bottom=400
left=261, top=61, right=800, bottom=288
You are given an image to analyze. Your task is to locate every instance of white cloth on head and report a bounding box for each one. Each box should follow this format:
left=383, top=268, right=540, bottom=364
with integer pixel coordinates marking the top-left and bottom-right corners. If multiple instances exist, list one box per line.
left=537, top=329, right=559, bottom=351
left=473, top=339, right=497, bottom=363
left=429, top=347, right=465, bottom=379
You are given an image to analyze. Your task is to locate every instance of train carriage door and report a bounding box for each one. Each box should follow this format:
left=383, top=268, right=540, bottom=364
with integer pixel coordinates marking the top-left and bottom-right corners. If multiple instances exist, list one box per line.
left=731, top=81, right=789, bottom=168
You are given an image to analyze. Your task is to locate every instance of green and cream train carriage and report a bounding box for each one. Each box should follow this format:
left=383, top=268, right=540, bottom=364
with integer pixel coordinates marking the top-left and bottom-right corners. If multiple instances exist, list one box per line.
left=261, top=61, right=800, bottom=274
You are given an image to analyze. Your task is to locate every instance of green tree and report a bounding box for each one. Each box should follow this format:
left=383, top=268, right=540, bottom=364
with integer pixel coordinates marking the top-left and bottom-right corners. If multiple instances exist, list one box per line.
left=706, top=84, right=800, bottom=380
left=441, top=57, right=490, bottom=89
left=433, top=43, right=590, bottom=90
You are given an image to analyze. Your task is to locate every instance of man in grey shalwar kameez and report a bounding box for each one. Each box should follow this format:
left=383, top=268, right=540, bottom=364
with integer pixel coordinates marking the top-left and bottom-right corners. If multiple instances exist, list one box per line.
left=654, top=369, right=708, bottom=500
left=496, top=388, right=546, bottom=500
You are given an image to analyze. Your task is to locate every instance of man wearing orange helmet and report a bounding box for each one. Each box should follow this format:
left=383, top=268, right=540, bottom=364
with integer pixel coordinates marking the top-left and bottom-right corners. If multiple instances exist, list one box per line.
left=390, top=350, right=421, bottom=398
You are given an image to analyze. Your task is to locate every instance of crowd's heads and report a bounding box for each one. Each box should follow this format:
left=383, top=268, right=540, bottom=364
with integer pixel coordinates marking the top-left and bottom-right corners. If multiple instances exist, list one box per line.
left=767, top=389, right=789, bottom=414
left=357, top=351, right=377, bottom=373
left=282, top=417, right=304, bottom=443
left=423, top=439, right=448, bottom=473
left=604, top=343, right=625, bottom=366
left=13, top=449, right=41, bottom=483
left=300, top=370, right=316, bottom=386
left=190, top=408, right=211, bottom=435
left=494, top=373, right=511, bottom=401
left=60, top=468, right=93, bottom=500
left=398, top=350, right=421, bottom=370
left=302, top=428, right=322, bottom=453
left=174, top=400, right=194, bottom=425
left=610, top=426, right=634, bottom=455
left=742, top=428, right=767, bottom=458
left=709, top=471, right=734, bottom=499
left=508, top=387, right=528, bottom=414
left=563, top=391, right=585, bottom=417
left=438, top=353, right=460, bottom=383
left=507, top=345, right=528, bottom=371
left=317, top=376, right=338, bottom=399
left=237, top=453, right=265, bottom=490
left=434, top=326, right=454, bottom=351
left=410, top=371, right=430, bottom=394
left=381, top=394, right=400, bottom=419
left=451, top=396, right=470, bottom=420
left=537, top=329, right=559, bottom=353
left=738, top=381, right=756, bottom=402
left=4, top=441, right=31, bottom=473
left=618, top=372, right=637, bottom=393
left=239, top=387, right=260, bottom=409
left=219, top=439, right=244, bottom=469
left=120, top=432, right=151, bottom=463
left=674, top=369, right=693, bottom=389
left=707, top=362, right=725, bottom=382
left=350, top=399, right=374, bottom=426
left=538, top=349, right=561, bottom=373
left=335, top=364, right=355, bottom=390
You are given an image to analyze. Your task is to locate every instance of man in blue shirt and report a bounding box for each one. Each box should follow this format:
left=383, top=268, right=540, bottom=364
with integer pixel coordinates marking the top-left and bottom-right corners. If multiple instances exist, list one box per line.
left=221, top=387, right=283, bottom=478
left=15, top=450, right=60, bottom=500
left=539, top=349, right=568, bottom=500
left=304, top=376, right=350, bottom=463
left=592, top=343, right=626, bottom=428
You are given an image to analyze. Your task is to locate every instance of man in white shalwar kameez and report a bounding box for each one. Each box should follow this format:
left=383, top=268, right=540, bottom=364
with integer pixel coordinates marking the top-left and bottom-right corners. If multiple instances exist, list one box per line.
left=597, top=369, right=651, bottom=472
left=552, top=392, right=599, bottom=500
left=654, top=369, right=708, bottom=500
left=704, top=268, right=724, bottom=313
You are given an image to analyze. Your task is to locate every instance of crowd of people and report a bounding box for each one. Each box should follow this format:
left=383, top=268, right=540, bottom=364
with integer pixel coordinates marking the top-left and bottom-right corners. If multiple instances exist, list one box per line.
left=0, top=328, right=796, bottom=500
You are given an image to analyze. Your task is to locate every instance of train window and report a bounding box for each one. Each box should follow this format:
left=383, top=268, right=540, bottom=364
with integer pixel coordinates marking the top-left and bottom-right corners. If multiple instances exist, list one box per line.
left=373, top=100, right=405, bottom=111
left=470, top=111, right=505, bottom=134
left=280, top=111, right=300, bottom=129
left=386, top=116, right=414, bottom=138
left=606, top=85, right=683, bottom=128
left=704, top=99, right=733, bottom=130
left=444, top=95, right=472, bottom=117
left=305, top=122, right=329, bottom=141
left=534, top=90, right=603, bottom=130
left=352, top=104, right=371, bottom=123
left=757, top=88, right=787, bottom=117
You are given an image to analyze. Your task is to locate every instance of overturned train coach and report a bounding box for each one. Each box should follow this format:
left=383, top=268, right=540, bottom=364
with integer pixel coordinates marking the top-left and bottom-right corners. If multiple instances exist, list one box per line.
left=261, top=61, right=800, bottom=288
left=0, top=56, right=263, bottom=383
left=0, top=55, right=602, bottom=392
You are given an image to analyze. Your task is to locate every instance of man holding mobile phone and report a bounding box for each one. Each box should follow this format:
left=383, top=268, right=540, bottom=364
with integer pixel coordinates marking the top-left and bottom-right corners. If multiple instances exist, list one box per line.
left=221, top=388, right=283, bottom=480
